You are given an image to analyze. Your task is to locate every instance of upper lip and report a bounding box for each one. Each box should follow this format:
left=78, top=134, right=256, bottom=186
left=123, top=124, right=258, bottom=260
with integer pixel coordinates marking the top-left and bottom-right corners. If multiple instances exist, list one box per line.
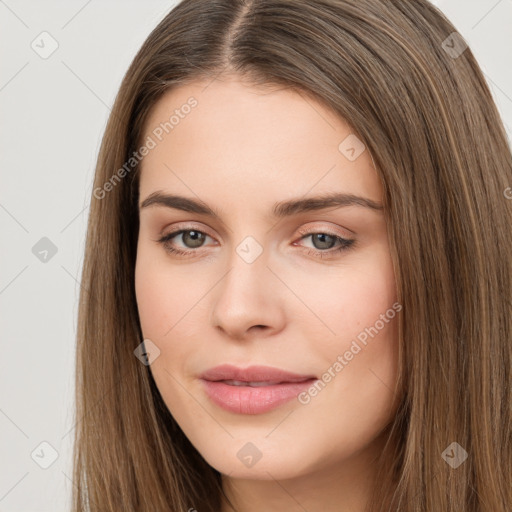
left=200, top=364, right=317, bottom=383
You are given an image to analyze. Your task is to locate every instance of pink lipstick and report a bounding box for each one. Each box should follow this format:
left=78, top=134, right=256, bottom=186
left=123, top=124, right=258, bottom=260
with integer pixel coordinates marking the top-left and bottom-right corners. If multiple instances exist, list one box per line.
left=200, top=364, right=317, bottom=414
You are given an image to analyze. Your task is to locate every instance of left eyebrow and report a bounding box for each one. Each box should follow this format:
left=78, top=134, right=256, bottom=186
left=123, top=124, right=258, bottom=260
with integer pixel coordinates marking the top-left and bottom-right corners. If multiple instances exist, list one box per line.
left=138, top=191, right=383, bottom=218
left=273, top=192, right=383, bottom=217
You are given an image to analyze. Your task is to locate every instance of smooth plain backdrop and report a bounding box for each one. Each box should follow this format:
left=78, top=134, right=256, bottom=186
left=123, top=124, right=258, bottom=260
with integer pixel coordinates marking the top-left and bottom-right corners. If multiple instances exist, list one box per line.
left=1, top=1, right=511, bottom=510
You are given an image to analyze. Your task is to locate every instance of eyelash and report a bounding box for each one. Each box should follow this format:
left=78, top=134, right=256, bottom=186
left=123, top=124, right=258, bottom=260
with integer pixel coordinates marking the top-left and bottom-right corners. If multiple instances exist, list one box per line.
left=155, top=227, right=356, bottom=259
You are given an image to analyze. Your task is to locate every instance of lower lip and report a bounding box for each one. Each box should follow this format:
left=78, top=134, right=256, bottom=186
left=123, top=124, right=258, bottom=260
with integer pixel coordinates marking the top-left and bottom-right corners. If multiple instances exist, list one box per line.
left=200, top=378, right=316, bottom=414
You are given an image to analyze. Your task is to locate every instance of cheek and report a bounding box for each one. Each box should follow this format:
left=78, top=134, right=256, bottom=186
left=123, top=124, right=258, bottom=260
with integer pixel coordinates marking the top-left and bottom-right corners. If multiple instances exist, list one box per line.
left=134, top=254, right=203, bottom=408
left=134, top=246, right=205, bottom=339
left=295, top=245, right=397, bottom=352
left=296, top=246, right=400, bottom=413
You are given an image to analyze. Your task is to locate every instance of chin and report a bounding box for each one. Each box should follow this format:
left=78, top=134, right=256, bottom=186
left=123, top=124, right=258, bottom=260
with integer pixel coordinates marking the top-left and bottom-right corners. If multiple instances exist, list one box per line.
left=198, top=438, right=320, bottom=480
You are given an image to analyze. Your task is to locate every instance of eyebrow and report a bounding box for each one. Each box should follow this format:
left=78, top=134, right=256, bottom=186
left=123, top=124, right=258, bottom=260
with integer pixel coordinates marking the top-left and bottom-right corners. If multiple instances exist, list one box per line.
left=139, top=191, right=383, bottom=218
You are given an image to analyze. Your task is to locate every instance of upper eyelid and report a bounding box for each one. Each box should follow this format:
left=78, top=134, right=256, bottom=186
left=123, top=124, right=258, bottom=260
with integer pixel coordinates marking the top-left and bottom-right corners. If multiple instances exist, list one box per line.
left=161, top=220, right=354, bottom=239
left=296, top=222, right=354, bottom=238
left=160, top=222, right=217, bottom=242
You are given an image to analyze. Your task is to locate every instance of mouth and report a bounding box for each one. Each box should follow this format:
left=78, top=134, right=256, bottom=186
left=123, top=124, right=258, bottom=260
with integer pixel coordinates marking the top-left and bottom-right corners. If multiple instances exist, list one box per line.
left=199, top=364, right=317, bottom=414
left=220, top=379, right=304, bottom=387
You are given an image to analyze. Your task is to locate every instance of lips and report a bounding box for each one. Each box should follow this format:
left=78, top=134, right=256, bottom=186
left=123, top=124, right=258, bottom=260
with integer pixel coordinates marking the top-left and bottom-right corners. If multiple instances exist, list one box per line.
left=199, top=364, right=317, bottom=414
left=222, top=380, right=285, bottom=387
left=200, top=364, right=316, bottom=384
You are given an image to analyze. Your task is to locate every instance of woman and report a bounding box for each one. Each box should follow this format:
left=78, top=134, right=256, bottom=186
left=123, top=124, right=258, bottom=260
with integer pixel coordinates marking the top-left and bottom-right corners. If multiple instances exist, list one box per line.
left=72, top=0, right=512, bottom=510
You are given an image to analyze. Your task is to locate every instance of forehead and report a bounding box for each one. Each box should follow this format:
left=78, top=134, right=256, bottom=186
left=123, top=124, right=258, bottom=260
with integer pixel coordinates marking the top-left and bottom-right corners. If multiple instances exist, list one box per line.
left=138, top=76, right=382, bottom=207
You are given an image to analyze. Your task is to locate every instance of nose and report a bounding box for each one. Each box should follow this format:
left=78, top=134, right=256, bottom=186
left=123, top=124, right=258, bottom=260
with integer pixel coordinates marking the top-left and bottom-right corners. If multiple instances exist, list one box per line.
left=210, top=243, right=286, bottom=341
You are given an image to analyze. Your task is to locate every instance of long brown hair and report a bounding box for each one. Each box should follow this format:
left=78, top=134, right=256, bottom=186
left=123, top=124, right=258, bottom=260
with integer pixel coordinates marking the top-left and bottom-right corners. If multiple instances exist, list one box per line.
left=71, top=1, right=512, bottom=510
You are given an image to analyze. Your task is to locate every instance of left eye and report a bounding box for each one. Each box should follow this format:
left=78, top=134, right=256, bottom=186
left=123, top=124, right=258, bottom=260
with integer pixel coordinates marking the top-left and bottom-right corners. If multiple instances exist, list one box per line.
left=156, top=229, right=355, bottom=258
left=298, top=232, right=351, bottom=251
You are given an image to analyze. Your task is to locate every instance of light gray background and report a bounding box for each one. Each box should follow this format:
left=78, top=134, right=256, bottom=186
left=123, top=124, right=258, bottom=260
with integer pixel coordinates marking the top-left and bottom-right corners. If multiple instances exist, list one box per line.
left=1, top=1, right=511, bottom=510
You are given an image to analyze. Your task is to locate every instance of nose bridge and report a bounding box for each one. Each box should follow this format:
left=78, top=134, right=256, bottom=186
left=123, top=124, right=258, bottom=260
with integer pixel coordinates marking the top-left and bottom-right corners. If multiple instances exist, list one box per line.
left=222, top=233, right=269, bottom=295
left=210, top=231, right=285, bottom=337
left=234, top=234, right=266, bottom=267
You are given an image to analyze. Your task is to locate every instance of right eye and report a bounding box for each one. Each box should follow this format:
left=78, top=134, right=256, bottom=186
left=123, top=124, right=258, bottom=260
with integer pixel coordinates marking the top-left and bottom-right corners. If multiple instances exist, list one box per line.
left=156, top=228, right=217, bottom=256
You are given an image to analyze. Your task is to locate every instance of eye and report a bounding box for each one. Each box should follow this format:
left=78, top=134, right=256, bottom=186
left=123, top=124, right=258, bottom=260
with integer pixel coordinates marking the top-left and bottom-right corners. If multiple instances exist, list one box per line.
left=155, top=226, right=356, bottom=259
left=294, top=230, right=356, bottom=259
left=156, top=228, right=214, bottom=256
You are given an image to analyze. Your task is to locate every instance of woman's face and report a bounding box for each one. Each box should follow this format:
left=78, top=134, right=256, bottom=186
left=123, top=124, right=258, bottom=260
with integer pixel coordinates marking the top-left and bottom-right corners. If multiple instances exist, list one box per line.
left=135, top=75, right=400, bottom=483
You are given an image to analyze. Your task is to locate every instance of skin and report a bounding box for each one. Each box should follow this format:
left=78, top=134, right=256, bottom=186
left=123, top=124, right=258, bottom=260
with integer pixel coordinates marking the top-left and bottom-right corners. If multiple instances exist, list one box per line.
left=134, top=75, right=400, bottom=512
